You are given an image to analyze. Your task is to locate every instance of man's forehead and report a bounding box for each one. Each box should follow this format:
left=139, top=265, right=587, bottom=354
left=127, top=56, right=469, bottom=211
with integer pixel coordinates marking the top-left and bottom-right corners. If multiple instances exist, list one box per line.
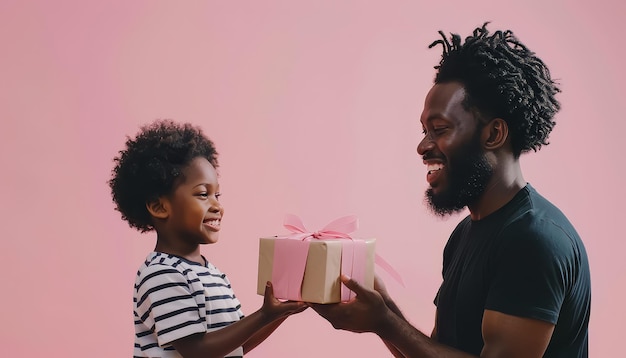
left=421, top=82, right=467, bottom=121
left=426, top=82, right=466, bottom=104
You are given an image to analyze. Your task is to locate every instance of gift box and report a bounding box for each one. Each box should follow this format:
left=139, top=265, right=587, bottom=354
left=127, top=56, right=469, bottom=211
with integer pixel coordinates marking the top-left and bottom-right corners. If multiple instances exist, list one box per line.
left=257, top=215, right=376, bottom=304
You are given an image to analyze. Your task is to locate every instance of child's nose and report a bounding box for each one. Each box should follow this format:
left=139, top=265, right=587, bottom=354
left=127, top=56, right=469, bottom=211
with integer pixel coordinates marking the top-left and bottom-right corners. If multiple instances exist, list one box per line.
left=210, top=199, right=223, bottom=213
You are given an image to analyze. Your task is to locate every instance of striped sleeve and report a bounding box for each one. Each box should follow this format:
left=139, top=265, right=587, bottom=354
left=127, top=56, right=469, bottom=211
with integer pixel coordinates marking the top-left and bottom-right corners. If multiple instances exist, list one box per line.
left=135, top=264, right=206, bottom=346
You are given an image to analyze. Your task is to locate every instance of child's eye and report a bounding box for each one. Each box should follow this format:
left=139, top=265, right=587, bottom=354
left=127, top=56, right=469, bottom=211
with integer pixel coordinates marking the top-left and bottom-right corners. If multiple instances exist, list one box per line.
left=433, top=127, right=448, bottom=135
left=198, top=192, right=208, bottom=198
left=215, top=192, right=222, bottom=200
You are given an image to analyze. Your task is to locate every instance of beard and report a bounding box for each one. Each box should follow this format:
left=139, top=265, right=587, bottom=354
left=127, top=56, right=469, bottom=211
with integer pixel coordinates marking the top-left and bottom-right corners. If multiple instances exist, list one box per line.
left=425, top=135, right=493, bottom=217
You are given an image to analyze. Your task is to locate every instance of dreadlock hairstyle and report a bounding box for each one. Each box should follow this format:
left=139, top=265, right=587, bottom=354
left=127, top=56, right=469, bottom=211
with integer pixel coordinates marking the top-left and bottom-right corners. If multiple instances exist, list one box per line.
left=429, top=22, right=560, bottom=158
left=109, top=119, right=219, bottom=233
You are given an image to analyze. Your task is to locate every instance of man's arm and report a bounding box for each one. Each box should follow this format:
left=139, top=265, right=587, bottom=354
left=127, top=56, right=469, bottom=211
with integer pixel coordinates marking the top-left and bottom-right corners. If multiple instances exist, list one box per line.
left=172, top=282, right=307, bottom=358
left=374, top=275, right=408, bottom=357
left=313, top=276, right=554, bottom=358
left=480, top=309, right=554, bottom=357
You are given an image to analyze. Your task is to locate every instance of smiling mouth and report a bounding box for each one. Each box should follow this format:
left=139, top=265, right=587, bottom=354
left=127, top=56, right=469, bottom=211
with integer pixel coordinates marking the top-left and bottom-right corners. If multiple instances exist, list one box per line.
left=427, top=163, right=444, bottom=175
left=203, top=219, right=221, bottom=230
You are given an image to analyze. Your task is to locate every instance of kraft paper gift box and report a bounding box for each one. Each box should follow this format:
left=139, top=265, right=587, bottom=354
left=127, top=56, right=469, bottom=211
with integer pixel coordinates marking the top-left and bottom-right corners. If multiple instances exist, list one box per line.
left=256, top=215, right=376, bottom=304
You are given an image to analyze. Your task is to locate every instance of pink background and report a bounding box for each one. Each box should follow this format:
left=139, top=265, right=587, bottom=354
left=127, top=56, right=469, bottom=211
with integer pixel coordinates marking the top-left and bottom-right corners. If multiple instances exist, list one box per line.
left=1, top=1, right=623, bottom=356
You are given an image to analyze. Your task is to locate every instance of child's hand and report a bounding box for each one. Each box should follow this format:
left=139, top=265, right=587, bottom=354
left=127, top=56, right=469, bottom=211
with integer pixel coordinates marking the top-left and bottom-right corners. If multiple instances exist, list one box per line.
left=261, top=281, right=308, bottom=322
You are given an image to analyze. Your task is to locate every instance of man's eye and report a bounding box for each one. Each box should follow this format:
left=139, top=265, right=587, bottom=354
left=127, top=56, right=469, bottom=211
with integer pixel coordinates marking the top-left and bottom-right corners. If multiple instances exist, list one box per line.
left=433, top=127, right=448, bottom=134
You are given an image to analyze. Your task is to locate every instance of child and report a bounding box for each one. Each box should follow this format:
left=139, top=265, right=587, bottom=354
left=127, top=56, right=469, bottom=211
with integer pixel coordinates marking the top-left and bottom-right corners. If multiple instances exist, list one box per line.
left=109, top=120, right=307, bottom=357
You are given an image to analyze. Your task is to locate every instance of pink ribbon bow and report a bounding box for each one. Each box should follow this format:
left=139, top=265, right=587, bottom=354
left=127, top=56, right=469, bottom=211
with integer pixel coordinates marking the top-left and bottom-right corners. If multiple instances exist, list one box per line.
left=283, top=214, right=359, bottom=240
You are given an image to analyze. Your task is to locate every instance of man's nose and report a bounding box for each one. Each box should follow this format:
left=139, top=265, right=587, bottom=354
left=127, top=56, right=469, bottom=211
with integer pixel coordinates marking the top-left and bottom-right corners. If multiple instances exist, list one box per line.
left=417, top=135, right=434, bottom=156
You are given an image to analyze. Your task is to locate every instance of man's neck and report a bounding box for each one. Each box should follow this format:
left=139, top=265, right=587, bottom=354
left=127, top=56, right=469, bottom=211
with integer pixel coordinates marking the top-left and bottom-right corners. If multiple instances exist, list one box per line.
left=468, top=161, right=526, bottom=221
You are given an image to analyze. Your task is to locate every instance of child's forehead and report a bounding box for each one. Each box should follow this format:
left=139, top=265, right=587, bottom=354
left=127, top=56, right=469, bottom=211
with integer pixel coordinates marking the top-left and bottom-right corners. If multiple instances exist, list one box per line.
left=180, top=157, right=219, bottom=184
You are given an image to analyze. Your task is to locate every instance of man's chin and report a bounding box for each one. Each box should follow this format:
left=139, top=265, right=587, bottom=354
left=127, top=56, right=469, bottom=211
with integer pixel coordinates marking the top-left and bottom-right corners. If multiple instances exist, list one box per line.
left=425, top=188, right=466, bottom=217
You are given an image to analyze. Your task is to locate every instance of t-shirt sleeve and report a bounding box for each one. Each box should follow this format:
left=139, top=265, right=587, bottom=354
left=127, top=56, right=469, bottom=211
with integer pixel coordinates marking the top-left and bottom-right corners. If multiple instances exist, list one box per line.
left=135, top=264, right=206, bottom=346
left=485, top=219, right=573, bottom=324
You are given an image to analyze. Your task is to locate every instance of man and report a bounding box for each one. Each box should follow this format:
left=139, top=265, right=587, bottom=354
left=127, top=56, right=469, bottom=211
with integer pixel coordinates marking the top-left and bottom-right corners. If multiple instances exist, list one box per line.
left=312, top=23, right=591, bottom=357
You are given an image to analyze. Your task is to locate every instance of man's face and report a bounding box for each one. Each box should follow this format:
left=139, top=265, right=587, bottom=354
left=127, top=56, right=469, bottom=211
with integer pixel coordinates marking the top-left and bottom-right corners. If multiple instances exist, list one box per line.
left=417, top=82, right=493, bottom=216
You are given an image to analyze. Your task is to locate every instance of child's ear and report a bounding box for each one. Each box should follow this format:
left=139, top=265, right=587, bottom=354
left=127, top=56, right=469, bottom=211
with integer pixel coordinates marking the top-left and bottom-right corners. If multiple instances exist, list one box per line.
left=146, top=198, right=169, bottom=220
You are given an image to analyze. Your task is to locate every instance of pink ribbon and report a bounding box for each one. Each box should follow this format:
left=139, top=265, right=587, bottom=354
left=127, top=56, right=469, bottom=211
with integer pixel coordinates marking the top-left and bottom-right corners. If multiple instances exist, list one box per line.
left=271, top=214, right=404, bottom=302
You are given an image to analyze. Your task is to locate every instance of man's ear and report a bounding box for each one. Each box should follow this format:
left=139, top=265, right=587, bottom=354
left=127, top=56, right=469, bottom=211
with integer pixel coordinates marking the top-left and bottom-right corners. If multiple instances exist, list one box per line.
left=482, top=118, right=509, bottom=150
left=146, top=198, right=169, bottom=220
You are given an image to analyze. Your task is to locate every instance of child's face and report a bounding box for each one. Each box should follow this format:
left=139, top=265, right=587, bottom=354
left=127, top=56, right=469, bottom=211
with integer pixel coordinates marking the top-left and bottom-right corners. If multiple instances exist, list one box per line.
left=163, top=157, right=224, bottom=246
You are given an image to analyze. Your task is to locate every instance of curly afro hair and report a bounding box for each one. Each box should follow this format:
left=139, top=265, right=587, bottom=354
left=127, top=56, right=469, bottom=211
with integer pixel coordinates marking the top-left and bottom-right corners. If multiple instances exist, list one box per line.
left=109, top=119, right=218, bottom=233
left=429, top=22, right=561, bottom=158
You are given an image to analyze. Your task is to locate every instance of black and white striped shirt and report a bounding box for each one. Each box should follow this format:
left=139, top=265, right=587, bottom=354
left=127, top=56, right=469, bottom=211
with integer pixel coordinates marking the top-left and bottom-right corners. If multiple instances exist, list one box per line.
left=133, top=252, right=245, bottom=357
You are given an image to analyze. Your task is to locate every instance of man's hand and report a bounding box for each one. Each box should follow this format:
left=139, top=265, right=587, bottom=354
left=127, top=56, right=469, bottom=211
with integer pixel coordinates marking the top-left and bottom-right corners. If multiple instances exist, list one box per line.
left=374, top=273, right=388, bottom=294
left=311, top=275, right=390, bottom=334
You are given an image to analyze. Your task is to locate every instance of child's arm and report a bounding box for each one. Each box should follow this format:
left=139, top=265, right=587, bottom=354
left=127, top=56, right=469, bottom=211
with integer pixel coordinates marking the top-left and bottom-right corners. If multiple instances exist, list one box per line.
left=242, top=316, right=288, bottom=353
left=170, top=282, right=307, bottom=358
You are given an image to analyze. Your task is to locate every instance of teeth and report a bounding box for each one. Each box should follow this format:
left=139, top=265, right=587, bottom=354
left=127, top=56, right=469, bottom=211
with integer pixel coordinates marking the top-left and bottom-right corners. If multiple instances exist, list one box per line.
left=206, top=220, right=220, bottom=226
left=427, top=163, right=443, bottom=173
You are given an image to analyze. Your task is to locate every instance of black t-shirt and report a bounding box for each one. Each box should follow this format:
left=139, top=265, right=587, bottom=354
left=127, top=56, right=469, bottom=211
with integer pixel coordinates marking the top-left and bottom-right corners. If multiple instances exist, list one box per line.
left=434, top=185, right=590, bottom=357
